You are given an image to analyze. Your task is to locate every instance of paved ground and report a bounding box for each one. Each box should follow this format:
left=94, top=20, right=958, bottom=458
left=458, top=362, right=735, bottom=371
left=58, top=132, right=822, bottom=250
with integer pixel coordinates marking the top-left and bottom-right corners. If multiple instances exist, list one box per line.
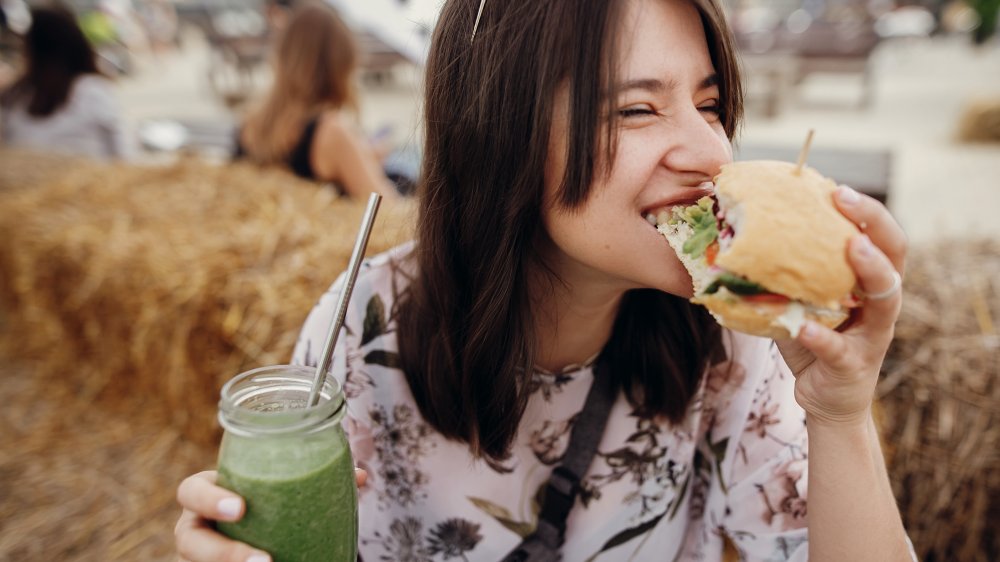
left=117, top=30, right=1000, bottom=245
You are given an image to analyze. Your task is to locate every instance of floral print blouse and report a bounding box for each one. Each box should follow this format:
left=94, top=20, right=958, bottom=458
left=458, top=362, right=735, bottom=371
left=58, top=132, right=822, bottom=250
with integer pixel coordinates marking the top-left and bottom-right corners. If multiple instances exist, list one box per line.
left=291, top=243, right=902, bottom=562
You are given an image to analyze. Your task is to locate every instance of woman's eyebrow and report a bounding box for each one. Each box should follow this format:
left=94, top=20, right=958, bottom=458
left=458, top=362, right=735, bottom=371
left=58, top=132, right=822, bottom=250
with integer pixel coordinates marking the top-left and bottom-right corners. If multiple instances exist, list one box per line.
left=612, top=73, right=720, bottom=95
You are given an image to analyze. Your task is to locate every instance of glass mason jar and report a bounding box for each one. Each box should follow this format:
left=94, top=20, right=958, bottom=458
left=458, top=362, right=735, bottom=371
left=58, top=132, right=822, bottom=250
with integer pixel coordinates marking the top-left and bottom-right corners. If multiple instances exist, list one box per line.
left=216, top=365, right=358, bottom=562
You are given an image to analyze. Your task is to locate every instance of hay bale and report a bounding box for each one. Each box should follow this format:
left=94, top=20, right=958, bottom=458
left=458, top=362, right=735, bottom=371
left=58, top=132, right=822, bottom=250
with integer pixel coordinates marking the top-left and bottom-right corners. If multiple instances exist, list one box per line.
left=0, top=157, right=414, bottom=446
left=878, top=239, right=1000, bottom=562
left=0, top=148, right=88, bottom=192
left=956, top=98, right=1000, bottom=143
left=0, top=360, right=212, bottom=561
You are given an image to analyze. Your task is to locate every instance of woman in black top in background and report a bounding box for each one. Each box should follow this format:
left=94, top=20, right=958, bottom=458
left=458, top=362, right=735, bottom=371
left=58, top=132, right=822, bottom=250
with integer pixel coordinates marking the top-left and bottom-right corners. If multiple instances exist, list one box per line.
left=235, top=1, right=398, bottom=199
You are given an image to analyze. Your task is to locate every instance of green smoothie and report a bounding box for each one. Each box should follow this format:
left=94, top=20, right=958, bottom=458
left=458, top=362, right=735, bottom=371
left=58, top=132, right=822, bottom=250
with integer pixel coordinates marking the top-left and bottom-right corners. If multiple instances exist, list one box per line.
left=215, top=365, right=358, bottom=562
left=217, top=427, right=358, bottom=562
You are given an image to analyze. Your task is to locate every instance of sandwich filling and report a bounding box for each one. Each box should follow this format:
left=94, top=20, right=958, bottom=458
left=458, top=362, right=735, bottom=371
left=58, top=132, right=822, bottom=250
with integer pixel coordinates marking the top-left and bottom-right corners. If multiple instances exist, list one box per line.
left=657, top=195, right=857, bottom=336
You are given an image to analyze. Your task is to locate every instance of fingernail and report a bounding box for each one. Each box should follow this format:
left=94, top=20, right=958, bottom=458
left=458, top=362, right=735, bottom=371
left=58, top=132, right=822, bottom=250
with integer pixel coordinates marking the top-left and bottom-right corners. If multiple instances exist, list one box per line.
left=217, top=497, right=242, bottom=519
left=838, top=186, right=861, bottom=205
left=247, top=554, right=271, bottom=562
left=856, top=235, right=874, bottom=258
left=799, top=321, right=818, bottom=340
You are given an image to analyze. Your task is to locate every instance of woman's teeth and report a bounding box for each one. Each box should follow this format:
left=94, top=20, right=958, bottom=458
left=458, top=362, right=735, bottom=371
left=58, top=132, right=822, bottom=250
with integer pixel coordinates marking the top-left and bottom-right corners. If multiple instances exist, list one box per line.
left=645, top=210, right=672, bottom=226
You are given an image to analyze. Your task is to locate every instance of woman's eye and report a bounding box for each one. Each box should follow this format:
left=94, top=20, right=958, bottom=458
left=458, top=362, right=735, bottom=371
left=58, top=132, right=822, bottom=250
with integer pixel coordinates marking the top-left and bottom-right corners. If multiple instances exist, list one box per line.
left=618, top=106, right=657, bottom=118
left=698, top=102, right=722, bottom=116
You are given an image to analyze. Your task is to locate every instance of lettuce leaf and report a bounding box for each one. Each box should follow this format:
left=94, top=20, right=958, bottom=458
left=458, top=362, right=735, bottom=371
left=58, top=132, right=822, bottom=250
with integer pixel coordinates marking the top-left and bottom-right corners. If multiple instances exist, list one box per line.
left=671, top=196, right=718, bottom=259
left=703, top=272, right=767, bottom=296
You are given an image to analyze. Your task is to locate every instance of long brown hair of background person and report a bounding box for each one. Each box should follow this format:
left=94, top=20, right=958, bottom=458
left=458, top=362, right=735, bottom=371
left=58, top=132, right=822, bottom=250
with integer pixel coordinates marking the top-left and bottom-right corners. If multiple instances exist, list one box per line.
left=240, top=2, right=359, bottom=165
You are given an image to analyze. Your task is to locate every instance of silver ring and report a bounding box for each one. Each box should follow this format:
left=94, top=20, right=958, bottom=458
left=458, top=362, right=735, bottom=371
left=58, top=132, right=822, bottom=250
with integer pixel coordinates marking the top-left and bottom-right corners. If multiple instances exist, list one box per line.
left=862, top=270, right=902, bottom=301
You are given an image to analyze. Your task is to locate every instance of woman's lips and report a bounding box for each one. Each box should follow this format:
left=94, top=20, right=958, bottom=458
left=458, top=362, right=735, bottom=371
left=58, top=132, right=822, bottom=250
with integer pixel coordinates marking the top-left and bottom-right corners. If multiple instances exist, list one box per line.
left=643, top=182, right=716, bottom=226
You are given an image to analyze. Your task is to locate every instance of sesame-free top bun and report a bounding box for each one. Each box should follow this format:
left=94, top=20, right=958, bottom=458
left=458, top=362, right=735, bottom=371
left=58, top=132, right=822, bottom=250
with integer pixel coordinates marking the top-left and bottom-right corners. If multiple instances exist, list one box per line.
left=695, top=291, right=849, bottom=339
left=714, top=161, right=859, bottom=309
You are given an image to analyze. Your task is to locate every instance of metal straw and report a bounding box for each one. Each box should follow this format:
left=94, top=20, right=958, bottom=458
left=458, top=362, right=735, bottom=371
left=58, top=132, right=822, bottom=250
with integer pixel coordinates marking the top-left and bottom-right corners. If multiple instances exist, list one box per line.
left=308, top=193, right=383, bottom=407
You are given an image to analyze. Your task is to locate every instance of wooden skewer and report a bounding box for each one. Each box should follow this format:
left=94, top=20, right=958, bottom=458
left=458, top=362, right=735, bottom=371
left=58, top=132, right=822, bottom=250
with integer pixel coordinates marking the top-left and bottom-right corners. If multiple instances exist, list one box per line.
left=794, top=129, right=815, bottom=175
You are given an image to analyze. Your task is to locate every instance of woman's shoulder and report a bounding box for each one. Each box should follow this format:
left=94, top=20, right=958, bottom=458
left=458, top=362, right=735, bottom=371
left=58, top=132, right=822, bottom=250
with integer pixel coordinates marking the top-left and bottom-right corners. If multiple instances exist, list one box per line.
left=313, top=109, right=354, bottom=142
left=71, top=74, right=116, bottom=98
left=354, top=240, right=418, bottom=293
left=309, top=109, right=360, bottom=176
left=299, top=242, right=417, bottom=339
left=291, top=241, right=416, bottom=361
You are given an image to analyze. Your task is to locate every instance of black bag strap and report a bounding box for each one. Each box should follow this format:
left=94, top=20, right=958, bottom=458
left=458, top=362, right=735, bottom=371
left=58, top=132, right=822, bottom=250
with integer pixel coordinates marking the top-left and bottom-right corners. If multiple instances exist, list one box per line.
left=500, top=357, right=617, bottom=562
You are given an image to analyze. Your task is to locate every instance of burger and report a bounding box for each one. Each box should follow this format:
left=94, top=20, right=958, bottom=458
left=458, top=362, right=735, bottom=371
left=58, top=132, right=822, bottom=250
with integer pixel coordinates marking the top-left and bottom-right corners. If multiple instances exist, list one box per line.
left=655, top=160, right=861, bottom=339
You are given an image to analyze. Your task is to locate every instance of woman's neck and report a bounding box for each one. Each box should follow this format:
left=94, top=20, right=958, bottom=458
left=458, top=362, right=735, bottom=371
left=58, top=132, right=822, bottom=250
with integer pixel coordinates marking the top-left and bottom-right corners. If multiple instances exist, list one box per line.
left=530, top=262, right=626, bottom=374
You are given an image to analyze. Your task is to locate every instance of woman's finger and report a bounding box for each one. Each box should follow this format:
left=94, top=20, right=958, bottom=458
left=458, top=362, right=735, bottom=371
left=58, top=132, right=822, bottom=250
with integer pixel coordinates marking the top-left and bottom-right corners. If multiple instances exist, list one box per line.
left=355, top=467, right=367, bottom=487
left=175, top=512, right=271, bottom=562
left=176, top=471, right=245, bottom=522
left=847, top=234, right=903, bottom=336
left=795, top=320, right=855, bottom=374
left=834, top=186, right=907, bottom=275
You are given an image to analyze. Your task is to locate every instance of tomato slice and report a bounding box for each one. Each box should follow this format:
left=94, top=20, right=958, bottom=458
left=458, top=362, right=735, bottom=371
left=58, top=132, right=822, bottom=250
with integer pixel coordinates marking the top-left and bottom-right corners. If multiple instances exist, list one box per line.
left=705, top=241, right=719, bottom=266
left=742, top=293, right=790, bottom=305
left=841, top=293, right=862, bottom=308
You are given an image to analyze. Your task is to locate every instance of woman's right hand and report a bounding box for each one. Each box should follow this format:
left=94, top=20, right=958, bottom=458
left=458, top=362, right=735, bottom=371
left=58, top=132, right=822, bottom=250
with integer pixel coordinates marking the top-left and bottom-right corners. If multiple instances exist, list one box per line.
left=175, top=469, right=368, bottom=562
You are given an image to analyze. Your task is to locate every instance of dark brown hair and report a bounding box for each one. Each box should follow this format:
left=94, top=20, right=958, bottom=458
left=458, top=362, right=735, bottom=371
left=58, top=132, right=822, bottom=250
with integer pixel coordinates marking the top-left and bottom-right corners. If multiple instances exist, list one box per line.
left=1, top=6, right=101, bottom=117
left=398, top=0, right=743, bottom=462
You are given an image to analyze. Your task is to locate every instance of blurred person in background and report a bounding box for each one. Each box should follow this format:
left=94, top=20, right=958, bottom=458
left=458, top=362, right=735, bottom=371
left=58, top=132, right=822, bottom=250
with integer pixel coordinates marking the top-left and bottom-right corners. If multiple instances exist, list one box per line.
left=0, top=5, right=128, bottom=159
left=234, top=2, right=400, bottom=199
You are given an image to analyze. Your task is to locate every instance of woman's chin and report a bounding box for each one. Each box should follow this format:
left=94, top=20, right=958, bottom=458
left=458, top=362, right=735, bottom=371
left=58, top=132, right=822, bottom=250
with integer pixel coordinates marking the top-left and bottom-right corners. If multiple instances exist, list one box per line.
left=637, top=264, right=695, bottom=299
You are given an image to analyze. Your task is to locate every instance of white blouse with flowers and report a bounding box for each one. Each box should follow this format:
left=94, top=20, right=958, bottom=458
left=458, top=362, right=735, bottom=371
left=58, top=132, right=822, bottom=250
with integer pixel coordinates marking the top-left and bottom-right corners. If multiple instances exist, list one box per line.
left=291, top=242, right=907, bottom=562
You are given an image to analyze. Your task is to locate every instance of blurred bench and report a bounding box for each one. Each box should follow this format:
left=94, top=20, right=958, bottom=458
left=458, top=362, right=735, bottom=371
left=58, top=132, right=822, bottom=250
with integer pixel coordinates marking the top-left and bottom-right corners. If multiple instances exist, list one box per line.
left=734, top=144, right=892, bottom=205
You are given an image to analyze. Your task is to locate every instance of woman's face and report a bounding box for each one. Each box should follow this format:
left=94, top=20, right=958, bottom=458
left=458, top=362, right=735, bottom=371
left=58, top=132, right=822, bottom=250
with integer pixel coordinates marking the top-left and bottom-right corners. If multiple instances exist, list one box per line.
left=540, top=0, right=732, bottom=298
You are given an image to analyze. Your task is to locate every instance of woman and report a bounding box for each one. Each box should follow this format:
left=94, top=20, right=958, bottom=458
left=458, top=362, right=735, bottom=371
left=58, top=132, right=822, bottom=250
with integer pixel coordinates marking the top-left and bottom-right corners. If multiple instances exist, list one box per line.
left=234, top=2, right=398, bottom=199
left=0, top=6, right=127, bottom=160
left=177, top=0, right=915, bottom=560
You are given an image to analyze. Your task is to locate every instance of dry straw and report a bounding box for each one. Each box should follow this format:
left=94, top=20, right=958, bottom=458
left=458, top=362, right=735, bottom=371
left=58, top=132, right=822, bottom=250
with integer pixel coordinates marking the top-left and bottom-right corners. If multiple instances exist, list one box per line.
left=0, top=147, right=84, bottom=192
left=0, top=155, right=414, bottom=447
left=0, top=361, right=211, bottom=560
left=877, top=239, right=1000, bottom=562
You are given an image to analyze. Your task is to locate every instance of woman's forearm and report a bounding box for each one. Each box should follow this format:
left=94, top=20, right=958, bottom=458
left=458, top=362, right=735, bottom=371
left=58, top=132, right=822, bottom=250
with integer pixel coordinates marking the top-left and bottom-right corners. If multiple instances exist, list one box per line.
left=806, top=412, right=911, bottom=562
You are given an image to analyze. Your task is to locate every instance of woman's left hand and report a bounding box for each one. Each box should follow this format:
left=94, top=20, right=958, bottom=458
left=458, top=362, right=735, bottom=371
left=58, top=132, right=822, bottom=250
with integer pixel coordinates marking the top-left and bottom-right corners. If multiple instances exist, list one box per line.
left=776, top=185, right=907, bottom=427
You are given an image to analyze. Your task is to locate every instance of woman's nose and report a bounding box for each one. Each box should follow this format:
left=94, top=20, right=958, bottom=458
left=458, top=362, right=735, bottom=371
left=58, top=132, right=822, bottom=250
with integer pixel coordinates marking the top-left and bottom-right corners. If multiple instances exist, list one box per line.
left=660, top=110, right=732, bottom=180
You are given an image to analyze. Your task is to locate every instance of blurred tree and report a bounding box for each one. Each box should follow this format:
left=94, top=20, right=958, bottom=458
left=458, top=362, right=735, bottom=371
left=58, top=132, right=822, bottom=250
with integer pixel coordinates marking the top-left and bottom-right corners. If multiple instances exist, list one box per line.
left=78, top=10, right=117, bottom=46
left=967, top=0, right=999, bottom=43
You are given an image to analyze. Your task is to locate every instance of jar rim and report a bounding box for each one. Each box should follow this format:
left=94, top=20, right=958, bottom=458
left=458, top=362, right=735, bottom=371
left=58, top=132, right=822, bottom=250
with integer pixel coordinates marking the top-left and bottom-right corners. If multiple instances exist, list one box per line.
left=218, top=365, right=346, bottom=437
